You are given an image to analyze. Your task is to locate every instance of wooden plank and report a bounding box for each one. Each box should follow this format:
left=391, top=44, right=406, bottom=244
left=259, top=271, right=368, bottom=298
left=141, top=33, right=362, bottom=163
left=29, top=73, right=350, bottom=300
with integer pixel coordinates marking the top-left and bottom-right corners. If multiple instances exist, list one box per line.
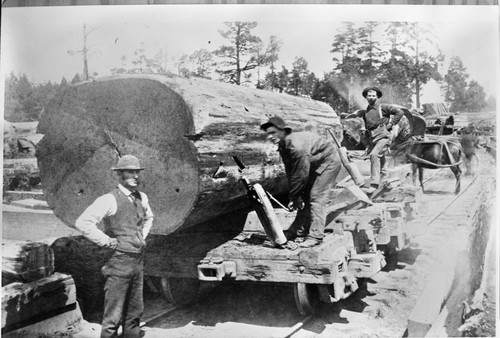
left=3, top=304, right=83, bottom=338
left=146, top=230, right=353, bottom=284
left=2, top=273, right=77, bottom=332
left=225, top=257, right=337, bottom=284
left=372, top=183, right=422, bottom=203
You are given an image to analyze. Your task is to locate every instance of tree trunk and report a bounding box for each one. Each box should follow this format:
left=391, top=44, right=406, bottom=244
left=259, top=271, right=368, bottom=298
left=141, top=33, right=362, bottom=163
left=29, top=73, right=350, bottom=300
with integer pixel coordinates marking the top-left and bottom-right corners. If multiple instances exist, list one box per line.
left=37, top=74, right=341, bottom=235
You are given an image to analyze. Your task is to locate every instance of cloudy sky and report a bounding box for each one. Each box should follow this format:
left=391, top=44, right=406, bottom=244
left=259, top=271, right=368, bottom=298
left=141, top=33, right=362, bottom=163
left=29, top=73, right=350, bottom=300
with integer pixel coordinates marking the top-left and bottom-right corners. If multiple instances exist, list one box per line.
left=1, top=4, right=498, bottom=104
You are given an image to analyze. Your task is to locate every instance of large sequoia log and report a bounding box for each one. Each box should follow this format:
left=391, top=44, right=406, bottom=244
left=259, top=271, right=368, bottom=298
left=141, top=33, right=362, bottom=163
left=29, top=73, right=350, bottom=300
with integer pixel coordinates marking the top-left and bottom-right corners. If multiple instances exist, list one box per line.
left=37, top=75, right=341, bottom=235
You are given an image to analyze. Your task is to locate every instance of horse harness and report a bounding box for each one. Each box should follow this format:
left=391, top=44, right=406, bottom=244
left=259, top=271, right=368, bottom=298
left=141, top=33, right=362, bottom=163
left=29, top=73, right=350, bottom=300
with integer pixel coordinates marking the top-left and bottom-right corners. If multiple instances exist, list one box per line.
left=406, top=137, right=462, bottom=168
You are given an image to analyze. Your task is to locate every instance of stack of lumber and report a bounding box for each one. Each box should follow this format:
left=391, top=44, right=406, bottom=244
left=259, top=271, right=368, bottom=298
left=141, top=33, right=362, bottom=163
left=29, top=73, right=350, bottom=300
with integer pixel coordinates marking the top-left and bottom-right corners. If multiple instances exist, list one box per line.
left=2, top=240, right=54, bottom=285
left=1, top=273, right=83, bottom=337
left=1, top=240, right=85, bottom=337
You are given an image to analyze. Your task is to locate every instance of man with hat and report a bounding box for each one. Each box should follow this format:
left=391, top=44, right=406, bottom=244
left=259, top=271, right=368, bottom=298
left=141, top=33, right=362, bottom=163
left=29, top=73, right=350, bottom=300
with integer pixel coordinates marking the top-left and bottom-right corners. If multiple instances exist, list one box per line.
left=75, top=154, right=154, bottom=337
left=260, top=116, right=341, bottom=248
left=347, top=87, right=404, bottom=188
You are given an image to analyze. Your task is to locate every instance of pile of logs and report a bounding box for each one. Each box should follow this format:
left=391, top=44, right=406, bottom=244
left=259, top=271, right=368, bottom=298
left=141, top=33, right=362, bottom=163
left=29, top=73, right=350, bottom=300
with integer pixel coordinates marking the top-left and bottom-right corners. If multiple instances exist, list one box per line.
left=1, top=240, right=84, bottom=337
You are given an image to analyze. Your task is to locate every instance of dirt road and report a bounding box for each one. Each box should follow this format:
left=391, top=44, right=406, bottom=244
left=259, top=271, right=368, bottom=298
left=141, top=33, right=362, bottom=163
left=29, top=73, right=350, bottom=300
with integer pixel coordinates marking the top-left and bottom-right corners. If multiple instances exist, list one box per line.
left=131, top=149, right=495, bottom=338
left=3, top=149, right=495, bottom=338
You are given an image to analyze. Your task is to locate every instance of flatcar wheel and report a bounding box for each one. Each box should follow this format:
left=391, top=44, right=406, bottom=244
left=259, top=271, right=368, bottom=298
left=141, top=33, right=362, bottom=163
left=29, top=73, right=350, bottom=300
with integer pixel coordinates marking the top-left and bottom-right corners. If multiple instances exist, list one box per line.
left=294, top=283, right=320, bottom=315
left=152, top=276, right=200, bottom=305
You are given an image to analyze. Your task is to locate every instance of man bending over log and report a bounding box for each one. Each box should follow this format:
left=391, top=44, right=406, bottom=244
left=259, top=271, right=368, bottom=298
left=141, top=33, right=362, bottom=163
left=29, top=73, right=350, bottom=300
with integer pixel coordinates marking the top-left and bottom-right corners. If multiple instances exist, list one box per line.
left=75, top=155, right=154, bottom=338
left=346, top=87, right=404, bottom=188
left=261, top=116, right=341, bottom=248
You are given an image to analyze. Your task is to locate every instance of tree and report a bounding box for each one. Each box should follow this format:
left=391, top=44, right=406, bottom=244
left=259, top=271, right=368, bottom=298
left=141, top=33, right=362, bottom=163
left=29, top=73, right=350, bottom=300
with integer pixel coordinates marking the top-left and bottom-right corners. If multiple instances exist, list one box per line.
left=174, top=53, right=191, bottom=77
left=485, top=95, right=496, bottom=112
left=328, top=22, right=442, bottom=109
left=356, top=22, right=382, bottom=80
left=464, top=80, right=487, bottom=113
left=189, top=49, right=214, bottom=79
left=261, top=63, right=280, bottom=91
left=213, top=22, right=281, bottom=85
left=276, top=66, right=290, bottom=93
left=4, top=73, right=52, bottom=122
left=289, top=57, right=310, bottom=96
left=381, top=22, right=442, bottom=107
left=4, top=73, right=22, bottom=121
left=71, top=74, right=82, bottom=84
left=311, top=73, right=349, bottom=113
left=255, top=35, right=282, bottom=86
left=442, top=56, right=469, bottom=113
left=111, top=44, right=169, bottom=75
left=330, top=22, right=368, bottom=110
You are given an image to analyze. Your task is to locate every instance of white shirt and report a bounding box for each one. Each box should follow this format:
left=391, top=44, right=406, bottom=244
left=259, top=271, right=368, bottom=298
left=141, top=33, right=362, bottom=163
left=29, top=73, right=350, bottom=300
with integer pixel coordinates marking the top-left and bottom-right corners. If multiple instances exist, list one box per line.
left=75, top=184, right=154, bottom=246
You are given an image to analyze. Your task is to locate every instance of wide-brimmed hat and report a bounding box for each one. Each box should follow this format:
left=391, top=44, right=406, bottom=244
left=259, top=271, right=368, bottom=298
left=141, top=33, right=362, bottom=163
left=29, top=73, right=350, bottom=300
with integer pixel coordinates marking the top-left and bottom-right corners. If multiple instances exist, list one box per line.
left=112, top=155, right=145, bottom=171
left=362, top=87, right=383, bottom=98
left=260, top=116, right=292, bottom=132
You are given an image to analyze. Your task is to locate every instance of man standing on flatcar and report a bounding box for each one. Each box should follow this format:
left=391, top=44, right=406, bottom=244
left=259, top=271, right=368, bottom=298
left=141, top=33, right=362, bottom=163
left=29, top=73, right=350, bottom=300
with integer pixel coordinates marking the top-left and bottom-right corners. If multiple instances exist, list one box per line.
left=347, top=87, right=404, bottom=188
left=261, top=116, right=341, bottom=248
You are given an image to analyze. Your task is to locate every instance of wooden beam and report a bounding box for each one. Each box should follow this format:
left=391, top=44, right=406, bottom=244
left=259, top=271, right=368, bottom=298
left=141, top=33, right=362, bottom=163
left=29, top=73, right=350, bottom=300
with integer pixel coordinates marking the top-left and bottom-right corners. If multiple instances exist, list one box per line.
left=2, top=273, right=77, bottom=333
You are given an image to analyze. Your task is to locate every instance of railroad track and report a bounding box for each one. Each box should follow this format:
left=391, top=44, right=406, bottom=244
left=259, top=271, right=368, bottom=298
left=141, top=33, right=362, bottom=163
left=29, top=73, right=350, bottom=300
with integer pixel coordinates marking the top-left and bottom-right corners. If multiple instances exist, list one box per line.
left=139, top=150, right=494, bottom=338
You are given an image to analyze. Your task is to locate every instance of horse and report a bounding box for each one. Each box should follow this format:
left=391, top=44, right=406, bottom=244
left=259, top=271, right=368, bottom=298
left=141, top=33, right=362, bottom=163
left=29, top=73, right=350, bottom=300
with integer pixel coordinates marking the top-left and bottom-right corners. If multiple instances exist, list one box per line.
left=341, top=108, right=463, bottom=194
left=402, top=136, right=463, bottom=194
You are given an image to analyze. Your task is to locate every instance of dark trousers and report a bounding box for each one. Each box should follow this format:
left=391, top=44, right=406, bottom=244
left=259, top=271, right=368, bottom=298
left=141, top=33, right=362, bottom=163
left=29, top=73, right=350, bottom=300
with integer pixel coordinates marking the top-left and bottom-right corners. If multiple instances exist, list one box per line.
left=289, top=160, right=341, bottom=240
left=101, top=252, right=144, bottom=338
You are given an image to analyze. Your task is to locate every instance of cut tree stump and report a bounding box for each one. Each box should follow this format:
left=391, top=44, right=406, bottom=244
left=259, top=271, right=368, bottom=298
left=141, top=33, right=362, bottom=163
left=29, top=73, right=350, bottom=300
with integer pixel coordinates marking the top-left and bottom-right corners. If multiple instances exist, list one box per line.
left=37, top=74, right=342, bottom=235
left=2, top=240, right=55, bottom=286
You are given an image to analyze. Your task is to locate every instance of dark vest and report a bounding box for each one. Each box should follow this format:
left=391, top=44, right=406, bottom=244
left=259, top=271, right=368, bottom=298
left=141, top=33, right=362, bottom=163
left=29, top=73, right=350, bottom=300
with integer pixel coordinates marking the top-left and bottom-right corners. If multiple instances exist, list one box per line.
left=103, top=188, right=146, bottom=253
left=364, top=104, right=384, bottom=130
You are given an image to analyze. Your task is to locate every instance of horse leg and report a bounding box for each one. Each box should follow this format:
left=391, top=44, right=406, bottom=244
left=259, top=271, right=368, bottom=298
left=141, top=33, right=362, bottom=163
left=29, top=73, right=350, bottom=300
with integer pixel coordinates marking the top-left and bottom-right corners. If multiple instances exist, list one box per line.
left=418, top=167, right=425, bottom=193
left=412, top=163, right=418, bottom=186
left=450, top=165, right=462, bottom=194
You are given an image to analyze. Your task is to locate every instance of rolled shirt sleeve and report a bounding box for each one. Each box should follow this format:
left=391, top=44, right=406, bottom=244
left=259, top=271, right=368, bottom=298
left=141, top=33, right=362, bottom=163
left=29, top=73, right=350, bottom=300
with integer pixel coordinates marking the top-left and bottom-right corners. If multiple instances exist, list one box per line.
left=384, top=104, right=404, bottom=126
left=75, top=194, right=116, bottom=246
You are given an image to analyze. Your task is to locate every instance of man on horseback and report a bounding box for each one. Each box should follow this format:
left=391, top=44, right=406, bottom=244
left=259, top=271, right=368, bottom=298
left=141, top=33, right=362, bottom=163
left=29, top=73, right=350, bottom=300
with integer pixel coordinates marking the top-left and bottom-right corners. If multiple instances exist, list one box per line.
left=347, top=87, right=404, bottom=188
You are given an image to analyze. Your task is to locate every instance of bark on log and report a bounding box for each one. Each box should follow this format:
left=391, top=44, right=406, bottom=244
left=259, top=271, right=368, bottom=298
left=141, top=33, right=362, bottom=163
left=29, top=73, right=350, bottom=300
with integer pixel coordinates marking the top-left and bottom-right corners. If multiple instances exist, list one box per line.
left=2, top=240, right=54, bottom=285
left=37, top=75, right=341, bottom=235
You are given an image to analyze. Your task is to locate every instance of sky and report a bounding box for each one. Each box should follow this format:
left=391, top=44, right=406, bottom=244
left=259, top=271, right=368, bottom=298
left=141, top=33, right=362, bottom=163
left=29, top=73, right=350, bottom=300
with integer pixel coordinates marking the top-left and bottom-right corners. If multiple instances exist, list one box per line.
left=1, top=4, right=498, bottom=106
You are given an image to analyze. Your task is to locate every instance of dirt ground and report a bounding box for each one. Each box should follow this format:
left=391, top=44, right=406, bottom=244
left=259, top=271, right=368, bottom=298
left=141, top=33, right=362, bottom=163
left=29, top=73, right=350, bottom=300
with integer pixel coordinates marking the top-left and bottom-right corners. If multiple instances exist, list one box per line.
left=3, top=148, right=496, bottom=338
left=137, top=149, right=496, bottom=338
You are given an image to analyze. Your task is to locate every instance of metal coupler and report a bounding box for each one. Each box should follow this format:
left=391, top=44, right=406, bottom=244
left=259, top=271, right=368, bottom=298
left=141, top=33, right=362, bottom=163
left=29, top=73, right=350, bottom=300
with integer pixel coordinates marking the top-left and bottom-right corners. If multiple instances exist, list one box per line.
left=197, top=257, right=237, bottom=281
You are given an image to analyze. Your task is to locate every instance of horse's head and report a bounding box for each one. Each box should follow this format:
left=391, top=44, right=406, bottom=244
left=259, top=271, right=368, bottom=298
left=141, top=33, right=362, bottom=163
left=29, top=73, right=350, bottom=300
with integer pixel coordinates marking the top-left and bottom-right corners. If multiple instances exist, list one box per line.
left=341, top=116, right=366, bottom=148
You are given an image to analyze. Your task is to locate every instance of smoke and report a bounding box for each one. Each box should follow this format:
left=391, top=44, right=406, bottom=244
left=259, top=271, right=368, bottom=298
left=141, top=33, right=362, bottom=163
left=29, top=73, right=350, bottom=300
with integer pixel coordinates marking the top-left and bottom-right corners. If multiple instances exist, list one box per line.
left=327, top=76, right=373, bottom=114
left=350, top=81, right=371, bottom=110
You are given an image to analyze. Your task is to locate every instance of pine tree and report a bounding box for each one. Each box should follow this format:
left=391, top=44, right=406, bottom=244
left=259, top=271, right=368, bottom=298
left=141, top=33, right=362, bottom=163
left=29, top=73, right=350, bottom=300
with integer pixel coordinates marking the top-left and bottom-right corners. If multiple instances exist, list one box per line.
left=213, top=22, right=280, bottom=85
left=442, top=56, right=469, bottom=113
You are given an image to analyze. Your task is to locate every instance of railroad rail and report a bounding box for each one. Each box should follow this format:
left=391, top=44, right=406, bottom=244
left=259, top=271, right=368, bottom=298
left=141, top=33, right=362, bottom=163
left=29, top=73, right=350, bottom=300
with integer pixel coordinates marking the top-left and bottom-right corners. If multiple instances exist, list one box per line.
left=137, top=149, right=493, bottom=338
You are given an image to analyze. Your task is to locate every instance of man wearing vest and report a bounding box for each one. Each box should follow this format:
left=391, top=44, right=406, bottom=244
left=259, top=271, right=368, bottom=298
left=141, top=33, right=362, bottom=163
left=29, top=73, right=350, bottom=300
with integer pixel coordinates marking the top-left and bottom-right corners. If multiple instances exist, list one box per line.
left=347, top=87, right=404, bottom=188
left=261, top=116, right=341, bottom=248
left=75, top=155, right=154, bottom=338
